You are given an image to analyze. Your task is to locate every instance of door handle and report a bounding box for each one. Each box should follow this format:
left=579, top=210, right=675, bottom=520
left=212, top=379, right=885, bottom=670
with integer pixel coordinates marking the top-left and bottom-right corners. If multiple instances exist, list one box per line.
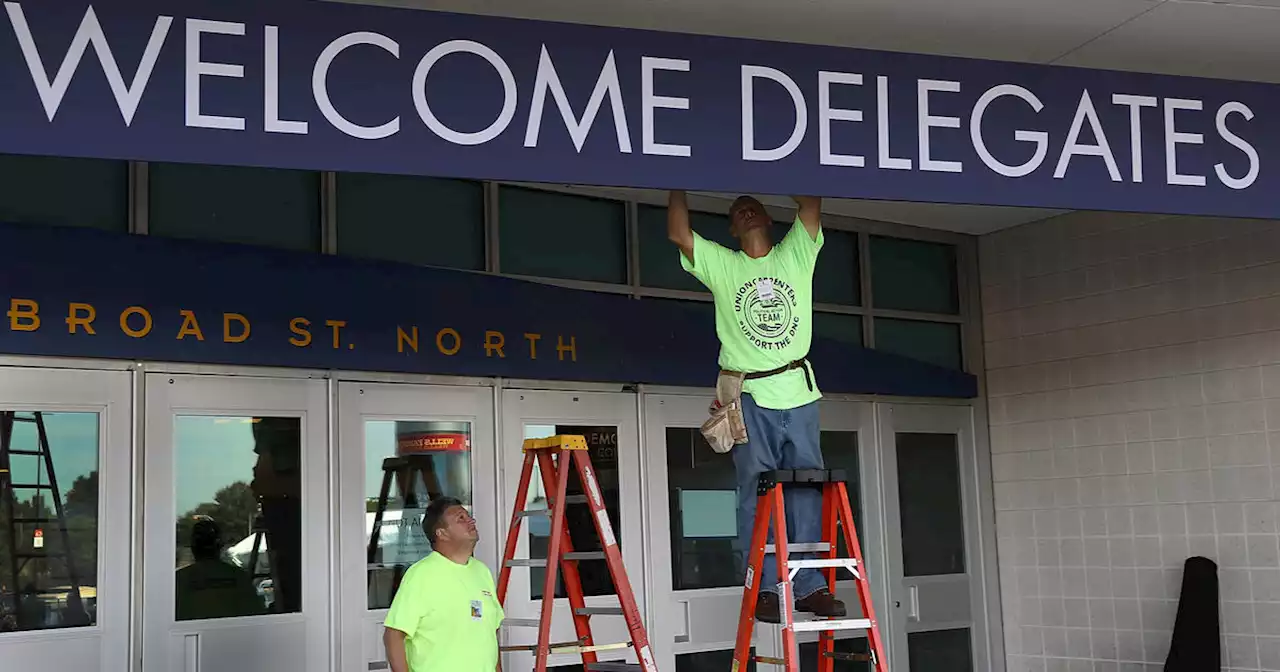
left=907, top=585, right=920, bottom=622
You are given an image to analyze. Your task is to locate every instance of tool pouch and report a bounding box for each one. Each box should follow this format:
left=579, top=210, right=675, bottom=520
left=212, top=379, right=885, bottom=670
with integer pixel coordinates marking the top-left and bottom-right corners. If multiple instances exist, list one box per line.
left=701, top=371, right=749, bottom=453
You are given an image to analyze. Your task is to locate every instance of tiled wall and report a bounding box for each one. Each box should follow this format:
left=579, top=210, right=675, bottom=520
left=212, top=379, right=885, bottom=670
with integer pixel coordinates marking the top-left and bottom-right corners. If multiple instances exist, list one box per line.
left=980, top=212, right=1280, bottom=672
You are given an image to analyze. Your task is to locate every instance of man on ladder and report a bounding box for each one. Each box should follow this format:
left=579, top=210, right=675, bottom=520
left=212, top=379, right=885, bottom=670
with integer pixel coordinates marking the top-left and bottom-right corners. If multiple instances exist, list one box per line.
left=666, top=190, right=845, bottom=624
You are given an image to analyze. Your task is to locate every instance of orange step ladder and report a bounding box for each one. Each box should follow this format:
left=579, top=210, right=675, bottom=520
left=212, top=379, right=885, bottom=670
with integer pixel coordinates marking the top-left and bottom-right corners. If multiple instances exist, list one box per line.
left=733, top=468, right=888, bottom=672
left=496, top=435, right=658, bottom=672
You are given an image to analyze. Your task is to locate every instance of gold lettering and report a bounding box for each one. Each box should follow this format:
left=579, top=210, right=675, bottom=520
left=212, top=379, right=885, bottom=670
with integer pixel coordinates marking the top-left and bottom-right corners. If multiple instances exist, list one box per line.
left=325, top=320, right=347, bottom=349
left=397, top=326, right=419, bottom=353
left=7, top=299, right=39, bottom=332
left=119, top=306, right=153, bottom=338
left=176, top=310, right=204, bottom=341
left=524, top=332, right=541, bottom=359
left=289, top=318, right=312, bottom=347
left=66, top=303, right=96, bottom=335
left=223, top=313, right=250, bottom=343
left=484, top=330, right=506, bottom=358
left=436, top=328, right=461, bottom=356
left=557, top=335, right=577, bottom=362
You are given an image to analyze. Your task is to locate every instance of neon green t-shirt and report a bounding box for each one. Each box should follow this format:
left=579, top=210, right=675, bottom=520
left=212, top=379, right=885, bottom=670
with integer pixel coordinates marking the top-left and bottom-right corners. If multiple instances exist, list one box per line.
left=680, top=217, right=824, bottom=410
left=383, top=552, right=504, bottom=672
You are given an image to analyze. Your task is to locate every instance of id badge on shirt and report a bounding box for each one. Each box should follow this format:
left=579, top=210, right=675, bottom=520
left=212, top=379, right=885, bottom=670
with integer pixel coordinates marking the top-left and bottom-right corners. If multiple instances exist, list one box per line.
left=755, top=278, right=775, bottom=301
left=470, top=599, right=483, bottom=621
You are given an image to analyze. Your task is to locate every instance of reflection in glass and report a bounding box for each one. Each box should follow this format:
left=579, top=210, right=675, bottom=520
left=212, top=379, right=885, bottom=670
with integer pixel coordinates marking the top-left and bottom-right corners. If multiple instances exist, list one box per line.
left=665, top=428, right=862, bottom=590
left=897, top=433, right=966, bottom=577
left=524, top=425, right=621, bottom=599
left=0, top=411, right=99, bottom=632
left=365, top=421, right=472, bottom=609
left=173, top=416, right=302, bottom=620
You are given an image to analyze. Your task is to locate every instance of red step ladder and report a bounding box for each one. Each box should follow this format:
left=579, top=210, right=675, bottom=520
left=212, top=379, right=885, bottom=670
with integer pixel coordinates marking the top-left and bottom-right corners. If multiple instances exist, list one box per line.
left=496, top=435, right=658, bottom=672
left=733, top=469, right=888, bottom=672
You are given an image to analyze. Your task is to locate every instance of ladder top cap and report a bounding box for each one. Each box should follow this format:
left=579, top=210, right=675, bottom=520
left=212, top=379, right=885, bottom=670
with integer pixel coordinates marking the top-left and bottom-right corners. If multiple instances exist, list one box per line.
left=522, top=435, right=589, bottom=452
left=757, top=468, right=848, bottom=486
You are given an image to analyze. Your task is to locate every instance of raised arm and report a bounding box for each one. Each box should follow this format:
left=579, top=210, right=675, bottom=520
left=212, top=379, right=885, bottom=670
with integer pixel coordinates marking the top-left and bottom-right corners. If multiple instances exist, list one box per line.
left=667, top=190, right=694, bottom=262
left=792, top=196, right=822, bottom=240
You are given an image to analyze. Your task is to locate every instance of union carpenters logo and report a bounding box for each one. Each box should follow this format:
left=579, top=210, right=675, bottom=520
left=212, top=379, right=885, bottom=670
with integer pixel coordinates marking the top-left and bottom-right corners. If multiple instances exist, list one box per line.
left=733, top=277, right=800, bottom=350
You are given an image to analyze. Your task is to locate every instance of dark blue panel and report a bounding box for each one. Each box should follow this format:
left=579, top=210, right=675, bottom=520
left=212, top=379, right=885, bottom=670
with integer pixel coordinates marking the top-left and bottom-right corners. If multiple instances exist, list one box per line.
left=0, top=222, right=977, bottom=398
left=0, top=1, right=1274, bottom=217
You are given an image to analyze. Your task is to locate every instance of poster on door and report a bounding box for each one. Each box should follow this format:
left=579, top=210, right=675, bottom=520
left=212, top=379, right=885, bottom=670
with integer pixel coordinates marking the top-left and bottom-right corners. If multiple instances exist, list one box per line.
left=377, top=508, right=432, bottom=566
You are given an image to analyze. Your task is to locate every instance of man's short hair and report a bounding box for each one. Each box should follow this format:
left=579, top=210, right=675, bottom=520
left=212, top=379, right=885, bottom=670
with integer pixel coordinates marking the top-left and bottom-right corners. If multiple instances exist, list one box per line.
left=423, top=496, right=463, bottom=549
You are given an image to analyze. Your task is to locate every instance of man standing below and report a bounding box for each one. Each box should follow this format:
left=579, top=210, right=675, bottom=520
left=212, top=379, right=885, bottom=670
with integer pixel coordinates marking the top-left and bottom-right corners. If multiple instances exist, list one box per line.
left=384, top=497, right=503, bottom=672
left=667, top=190, right=844, bottom=624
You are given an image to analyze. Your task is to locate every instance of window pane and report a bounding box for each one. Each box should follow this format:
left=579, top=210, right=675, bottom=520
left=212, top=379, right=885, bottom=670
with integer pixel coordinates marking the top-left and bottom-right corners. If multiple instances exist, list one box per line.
left=0, top=154, right=128, bottom=232
left=365, top=420, right=472, bottom=609
left=0, top=411, right=99, bottom=631
left=813, top=229, right=860, bottom=306
left=336, top=173, right=484, bottom=270
left=173, top=416, right=302, bottom=620
left=907, top=628, right=973, bottom=672
left=523, top=425, right=620, bottom=599
left=873, top=319, right=963, bottom=371
left=869, top=236, right=958, bottom=314
left=636, top=204, right=737, bottom=292
left=896, top=432, right=966, bottom=577
left=150, top=163, right=321, bottom=252
left=814, top=312, right=864, bottom=348
left=499, top=187, right=626, bottom=284
left=665, top=427, right=863, bottom=590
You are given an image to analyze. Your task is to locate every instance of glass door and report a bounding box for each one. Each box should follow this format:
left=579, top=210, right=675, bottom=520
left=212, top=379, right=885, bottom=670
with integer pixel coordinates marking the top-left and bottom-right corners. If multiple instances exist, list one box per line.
left=643, top=394, right=883, bottom=671
left=499, top=389, right=643, bottom=671
left=878, top=403, right=989, bottom=672
left=335, top=381, right=496, bottom=672
left=142, top=374, right=330, bottom=672
left=0, top=366, right=132, bottom=672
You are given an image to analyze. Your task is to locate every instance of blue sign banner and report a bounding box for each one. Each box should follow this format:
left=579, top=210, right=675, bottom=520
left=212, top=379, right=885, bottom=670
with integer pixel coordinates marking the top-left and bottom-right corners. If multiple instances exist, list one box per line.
left=0, top=222, right=977, bottom=398
left=0, top=0, right=1276, bottom=218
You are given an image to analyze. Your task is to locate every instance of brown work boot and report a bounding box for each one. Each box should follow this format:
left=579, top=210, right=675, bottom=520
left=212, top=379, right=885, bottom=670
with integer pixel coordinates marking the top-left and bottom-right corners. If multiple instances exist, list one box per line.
left=795, top=589, right=847, bottom=618
left=755, top=592, right=781, bottom=624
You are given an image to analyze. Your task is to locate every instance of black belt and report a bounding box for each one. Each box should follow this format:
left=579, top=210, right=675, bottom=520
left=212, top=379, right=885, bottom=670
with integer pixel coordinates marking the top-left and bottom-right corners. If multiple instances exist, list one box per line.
left=727, top=359, right=814, bottom=392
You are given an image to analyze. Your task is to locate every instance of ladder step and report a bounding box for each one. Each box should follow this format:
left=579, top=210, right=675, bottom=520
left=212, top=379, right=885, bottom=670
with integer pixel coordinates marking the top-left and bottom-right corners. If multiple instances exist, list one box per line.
left=792, top=618, right=873, bottom=633
left=518, top=494, right=588, bottom=517
left=9, top=483, right=54, bottom=489
left=787, top=558, right=858, bottom=570
left=502, top=617, right=542, bottom=628
left=764, top=542, right=830, bottom=553
left=575, top=606, right=624, bottom=616
left=505, top=551, right=606, bottom=568
left=585, top=664, right=642, bottom=671
left=5, top=449, right=44, bottom=456
left=11, top=517, right=55, bottom=524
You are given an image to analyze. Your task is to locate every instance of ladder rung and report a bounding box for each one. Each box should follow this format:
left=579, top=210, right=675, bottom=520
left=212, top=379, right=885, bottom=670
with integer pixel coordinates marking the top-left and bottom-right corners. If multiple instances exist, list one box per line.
left=505, top=551, right=606, bottom=568
left=765, top=542, right=830, bottom=553
left=502, top=617, right=542, bottom=628
left=518, top=495, right=588, bottom=516
left=5, top=449, right=44, bottom=456
left=11, top=517, right=55, bottom=524
left=9, top=483, right=54, bottom=489
left=8, top=416, right=37, bottom=423
left=787, top=558, right=858, bottom=570
left=586, top=663, right=642, bottom=671
left=575, top=606, right=624, bottom=616
left=791, top=617, right=873, bottom=633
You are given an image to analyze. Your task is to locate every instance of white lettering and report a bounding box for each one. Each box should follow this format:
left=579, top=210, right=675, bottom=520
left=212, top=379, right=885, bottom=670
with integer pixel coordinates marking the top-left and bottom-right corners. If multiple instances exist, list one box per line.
left=741, top=65, right=806, bottom=162
left=412, top=39, right=516, bottom=145
left=970, top=84, right=1047, bottom=178
left=640, top=56, right=690, bottom=157
left=185, top=19, right=246, bottom=131
left=1053, top=90, right=1120, bottom=181
left=264, top=26, right=307, bottom=135
left=1111, top=94, right=1156, bottom=182
left=525, top=46, right=631, bottom=153
left=313, top=32, right=399, bottom=140
left=876, top=76, right=911, bottom=170
left=1214, top=101, right=1259, bottom=190
left=818, top=71, right=864, bottom=167
left=1164, top=98, right=1205, bottom=187
left=917, top=79, right=962, bottom=173
left=5, top=3, right=170, bottom=125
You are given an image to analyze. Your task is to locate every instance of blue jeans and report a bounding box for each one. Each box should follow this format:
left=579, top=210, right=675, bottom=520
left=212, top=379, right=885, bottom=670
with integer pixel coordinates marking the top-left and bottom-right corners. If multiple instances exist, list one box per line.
left=733, top=393, right=826, bottom=600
